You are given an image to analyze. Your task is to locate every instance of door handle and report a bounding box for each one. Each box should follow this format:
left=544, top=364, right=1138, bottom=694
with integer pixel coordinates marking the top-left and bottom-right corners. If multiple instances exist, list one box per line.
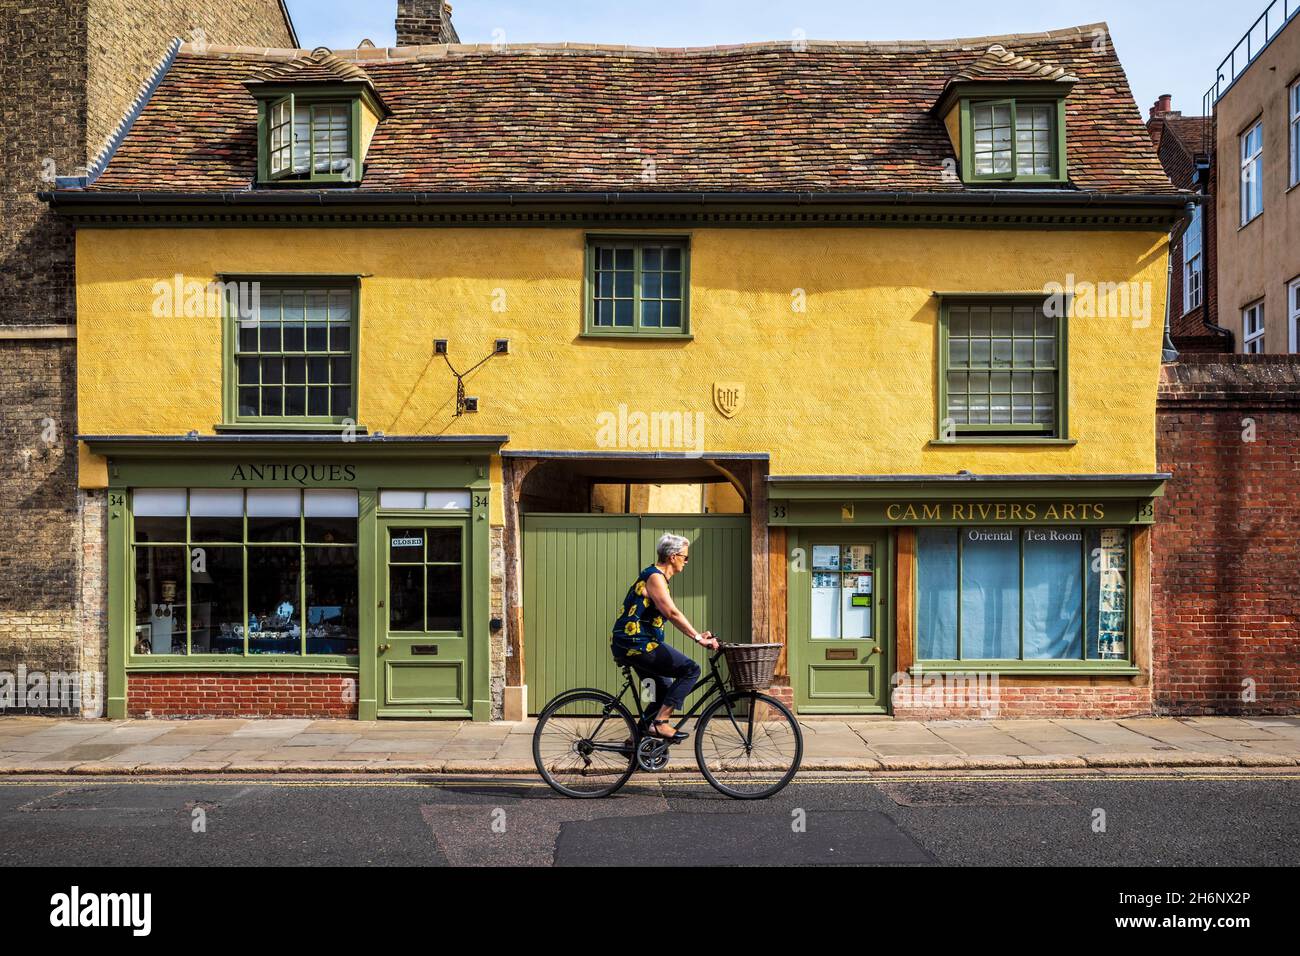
left=378, top=643, right=391, bottom=654
left=871, top=647, right=883, bottom=655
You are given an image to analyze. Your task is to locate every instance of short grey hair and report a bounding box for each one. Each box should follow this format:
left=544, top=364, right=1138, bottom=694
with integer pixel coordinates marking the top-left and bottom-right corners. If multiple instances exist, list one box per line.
left=656, top=533, right=691, bottom=562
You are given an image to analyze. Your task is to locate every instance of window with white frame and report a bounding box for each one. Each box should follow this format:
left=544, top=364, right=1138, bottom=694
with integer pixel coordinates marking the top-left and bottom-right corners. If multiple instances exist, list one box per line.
left=1243, top=301, right=1265, bottom=354
left=1183, top=204, right=1203, bottom=313
left=1291, top=81, right=1300, bottom=189
left=1241, top=120, right=1264, bottom=225
left=1289, top=278, right=1300, bottom=354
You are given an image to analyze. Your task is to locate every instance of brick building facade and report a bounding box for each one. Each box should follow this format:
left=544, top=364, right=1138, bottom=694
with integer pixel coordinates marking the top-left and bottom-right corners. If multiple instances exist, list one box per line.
left=1146, top=97, right=1230, bottom=354
left=1153, top=355, right=1300, bottom=715
left=0, top=0, right=296, bottom=714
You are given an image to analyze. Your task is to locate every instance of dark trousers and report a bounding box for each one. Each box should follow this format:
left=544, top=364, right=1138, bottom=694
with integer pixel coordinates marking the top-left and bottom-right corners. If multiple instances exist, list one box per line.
left=616, top=642, right=701, bottom=719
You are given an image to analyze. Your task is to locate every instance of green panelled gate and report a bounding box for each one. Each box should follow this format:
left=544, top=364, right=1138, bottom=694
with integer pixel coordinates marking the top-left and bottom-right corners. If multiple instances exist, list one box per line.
left=522, top=514, right=752, bottom=712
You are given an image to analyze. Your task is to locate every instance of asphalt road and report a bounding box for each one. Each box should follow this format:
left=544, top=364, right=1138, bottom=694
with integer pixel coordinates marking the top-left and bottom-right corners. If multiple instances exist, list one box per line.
left=1, top=770, right=1297, bottom=867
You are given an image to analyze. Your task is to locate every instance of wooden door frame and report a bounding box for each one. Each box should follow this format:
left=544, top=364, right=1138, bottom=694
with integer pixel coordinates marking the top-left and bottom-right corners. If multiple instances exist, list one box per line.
left=375, top=515, right=477, bottom=719
left=787, top=527, right=895, bottom=715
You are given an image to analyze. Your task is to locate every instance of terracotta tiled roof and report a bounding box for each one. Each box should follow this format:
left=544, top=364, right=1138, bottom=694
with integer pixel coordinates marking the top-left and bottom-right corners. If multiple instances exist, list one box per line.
left=246, top=48, right=375, bottom=87
left=947, top=43, right=1078, bottom=84
left=1161, top=115, right=1212, bottom=159
left=88, top=22, right=1180, bottom=196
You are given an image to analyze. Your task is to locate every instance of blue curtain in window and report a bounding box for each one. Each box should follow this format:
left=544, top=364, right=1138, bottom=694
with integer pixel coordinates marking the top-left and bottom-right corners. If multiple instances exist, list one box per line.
left=917, top=529, right=958, bottom=659
left=960, top=529, right=1019, bottom=659
left=1022, top=530, right=1083, bottom=659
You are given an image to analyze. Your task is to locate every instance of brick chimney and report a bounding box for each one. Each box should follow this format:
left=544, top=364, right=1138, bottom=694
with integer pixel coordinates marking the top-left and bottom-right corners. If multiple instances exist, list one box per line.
left=1149, top=94, right=1176, bottom=121
left=396, top=0, right=459, bottom=46
left=1146, top=94, right=1181, bottom=148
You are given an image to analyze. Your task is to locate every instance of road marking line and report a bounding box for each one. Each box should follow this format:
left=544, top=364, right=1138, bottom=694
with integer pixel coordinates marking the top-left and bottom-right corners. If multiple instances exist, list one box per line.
left=0, top=770, right=1298, bottom=788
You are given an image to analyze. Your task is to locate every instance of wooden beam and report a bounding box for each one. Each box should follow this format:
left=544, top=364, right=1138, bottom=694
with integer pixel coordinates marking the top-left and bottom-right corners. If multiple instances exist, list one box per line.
left=1131, top=525, right=1152, bottom=688
left=502, top=457, right=538, bottom=688
left=770, top=526, right=788, bottom=677
left=749, top=459, right=769, bottom=646
left=894, top=528, right=916, bottom=677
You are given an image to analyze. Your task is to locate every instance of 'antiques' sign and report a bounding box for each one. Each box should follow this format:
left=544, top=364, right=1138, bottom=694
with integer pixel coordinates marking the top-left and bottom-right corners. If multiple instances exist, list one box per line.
left=229, top=463, right=358, bottom=485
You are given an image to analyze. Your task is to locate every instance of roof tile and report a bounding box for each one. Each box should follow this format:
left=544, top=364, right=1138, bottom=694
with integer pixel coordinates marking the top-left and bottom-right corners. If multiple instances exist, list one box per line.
left=89, top=25, right=1179, bottom=196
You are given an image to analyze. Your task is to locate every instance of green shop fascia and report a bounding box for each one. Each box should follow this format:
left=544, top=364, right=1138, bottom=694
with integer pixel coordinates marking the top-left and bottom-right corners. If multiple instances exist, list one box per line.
left=768, top=474, right=1166, bottom=715
left=84, top=435, right=506, bottom=721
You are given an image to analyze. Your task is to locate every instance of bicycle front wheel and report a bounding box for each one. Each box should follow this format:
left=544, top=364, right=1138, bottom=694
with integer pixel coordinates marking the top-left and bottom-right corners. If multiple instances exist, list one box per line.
left=533, top=690, right=638, bottom=798
left=695, top=691, right=803, bottom=799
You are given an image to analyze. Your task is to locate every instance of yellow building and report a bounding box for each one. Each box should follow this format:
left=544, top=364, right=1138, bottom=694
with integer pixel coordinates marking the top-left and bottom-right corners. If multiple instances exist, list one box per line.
left=50, top=20, right=1189, bottom=721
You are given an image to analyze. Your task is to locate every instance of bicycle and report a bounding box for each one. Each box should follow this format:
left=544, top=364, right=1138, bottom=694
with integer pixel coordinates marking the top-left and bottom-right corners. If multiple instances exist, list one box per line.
left=532, top=644, right=803, bottom=800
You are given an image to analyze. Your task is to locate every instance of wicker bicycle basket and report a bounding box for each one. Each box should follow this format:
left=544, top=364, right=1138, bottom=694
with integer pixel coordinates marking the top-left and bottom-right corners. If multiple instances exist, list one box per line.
left=721, top=643, right=783, bottom=692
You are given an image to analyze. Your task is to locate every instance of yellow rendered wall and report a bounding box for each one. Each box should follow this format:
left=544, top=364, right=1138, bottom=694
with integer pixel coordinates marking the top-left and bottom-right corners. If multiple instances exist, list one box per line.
left=360, top=102, right=381, bottom=159
left=76, top=226, right=1168, bottom=482
left=943, top=105, right=962, bottom=158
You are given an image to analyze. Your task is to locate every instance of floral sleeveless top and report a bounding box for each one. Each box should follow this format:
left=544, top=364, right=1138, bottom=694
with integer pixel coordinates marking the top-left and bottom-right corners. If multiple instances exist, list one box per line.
left=610, top=565, right=667, bottom=656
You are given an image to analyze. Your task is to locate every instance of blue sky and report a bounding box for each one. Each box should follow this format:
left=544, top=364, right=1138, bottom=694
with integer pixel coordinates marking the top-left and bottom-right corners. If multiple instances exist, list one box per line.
left=284, top=0, right=1261, bottom=119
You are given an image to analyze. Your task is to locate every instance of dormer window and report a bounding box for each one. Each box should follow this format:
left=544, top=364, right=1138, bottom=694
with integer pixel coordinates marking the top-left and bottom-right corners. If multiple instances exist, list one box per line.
left=268, top=96, right=354, bottom=180
left=968, top=98, right=1062, bottom=181
left=934, top=44, right=1075, bottom=187
left=246, top=48, right=387, bottom=188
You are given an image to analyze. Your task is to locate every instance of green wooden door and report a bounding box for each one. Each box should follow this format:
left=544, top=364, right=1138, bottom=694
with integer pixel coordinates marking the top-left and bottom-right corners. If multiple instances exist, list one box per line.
left=790, top=530, right=892, bottom=714
left=523, top=514, right=752, bottom=712
left=377, top=518, right=473, bottom=718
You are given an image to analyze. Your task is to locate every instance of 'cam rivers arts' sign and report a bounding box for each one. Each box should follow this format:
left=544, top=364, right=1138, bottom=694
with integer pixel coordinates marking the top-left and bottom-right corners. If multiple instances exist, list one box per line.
left=771, top=499, right=1157, bottom=526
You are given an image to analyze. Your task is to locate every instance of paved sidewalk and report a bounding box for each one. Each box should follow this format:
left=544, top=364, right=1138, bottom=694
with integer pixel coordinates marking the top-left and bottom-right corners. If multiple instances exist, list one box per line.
left=1, top=715, right=1298, bottom=774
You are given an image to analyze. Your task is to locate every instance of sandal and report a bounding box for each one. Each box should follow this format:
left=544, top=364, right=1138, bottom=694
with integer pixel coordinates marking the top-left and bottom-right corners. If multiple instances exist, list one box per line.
left=646, top=719, right=688, bottom=743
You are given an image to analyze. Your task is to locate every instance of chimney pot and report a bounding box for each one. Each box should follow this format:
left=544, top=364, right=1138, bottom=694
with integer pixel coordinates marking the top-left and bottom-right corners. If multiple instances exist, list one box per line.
left=1149, top=94, right=1176, bottom=120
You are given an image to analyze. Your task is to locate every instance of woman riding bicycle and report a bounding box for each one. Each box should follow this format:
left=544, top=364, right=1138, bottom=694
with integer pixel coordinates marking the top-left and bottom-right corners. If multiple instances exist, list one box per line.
left=611, top=534, right=721, bottom=742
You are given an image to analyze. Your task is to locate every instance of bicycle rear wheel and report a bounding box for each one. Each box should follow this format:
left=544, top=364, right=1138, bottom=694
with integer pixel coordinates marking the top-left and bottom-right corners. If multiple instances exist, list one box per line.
left=694, top=691, right=802, bottom=799
left=533, top=690, right=638, bottom=798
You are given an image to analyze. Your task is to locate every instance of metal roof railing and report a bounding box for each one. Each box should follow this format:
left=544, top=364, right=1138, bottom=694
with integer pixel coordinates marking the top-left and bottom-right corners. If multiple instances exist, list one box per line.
left=1204, top=0, right=1300, bottom=115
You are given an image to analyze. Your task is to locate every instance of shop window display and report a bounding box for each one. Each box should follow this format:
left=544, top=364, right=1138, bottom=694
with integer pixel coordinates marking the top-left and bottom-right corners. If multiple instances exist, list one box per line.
left=916, top=526, right=1129, bottom=663
left=131, top=488, right=360, bottom=657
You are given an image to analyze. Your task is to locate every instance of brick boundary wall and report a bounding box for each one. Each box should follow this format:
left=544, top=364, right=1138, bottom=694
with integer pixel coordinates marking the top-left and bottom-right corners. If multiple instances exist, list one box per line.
left=1153, top=356, right=1300, bottom=715
left=127, top=673, right=358, bottom=719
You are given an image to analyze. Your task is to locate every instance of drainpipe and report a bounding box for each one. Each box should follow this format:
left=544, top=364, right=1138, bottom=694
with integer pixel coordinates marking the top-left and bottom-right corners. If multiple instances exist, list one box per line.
left=1162, top=201, right=1198, bottom=363
left=1191, top=161, right=1234, bottom=350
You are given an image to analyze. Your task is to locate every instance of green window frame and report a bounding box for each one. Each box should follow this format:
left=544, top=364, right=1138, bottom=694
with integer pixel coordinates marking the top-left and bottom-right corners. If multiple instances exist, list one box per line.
left=258, top=91, right=363, bottom=185
left=583, top=236, right=691, bottom=337
left=937, top=296, right=1069, bottom=441
left=129, top=488, right=360, bottom=661
left=223, top=277, right=359, bottom=427
left=915, top=526, right=1134, bottom=669
left=962, top=96, right=1067, bottom=184
left=386, top=525, right=467, bottom=635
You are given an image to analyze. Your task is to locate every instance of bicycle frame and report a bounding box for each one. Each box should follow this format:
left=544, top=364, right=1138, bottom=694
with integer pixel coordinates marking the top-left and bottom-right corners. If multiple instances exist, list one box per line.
left=585, top=650, right=757, bottom=756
